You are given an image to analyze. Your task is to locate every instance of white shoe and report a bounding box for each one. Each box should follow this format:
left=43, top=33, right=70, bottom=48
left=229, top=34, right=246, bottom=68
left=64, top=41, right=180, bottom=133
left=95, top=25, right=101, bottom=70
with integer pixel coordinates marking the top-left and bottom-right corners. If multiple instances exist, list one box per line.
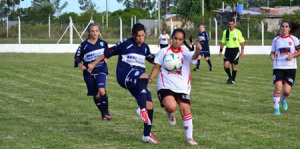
left=187, top=138, right=198, bottom=145
left=142, top=134, right=159, bottom=144
left=140, top=108, right=151, bottom=124
left=167, top=113, right=176, bottom=125
left=136, top=107, right=140, bottom=116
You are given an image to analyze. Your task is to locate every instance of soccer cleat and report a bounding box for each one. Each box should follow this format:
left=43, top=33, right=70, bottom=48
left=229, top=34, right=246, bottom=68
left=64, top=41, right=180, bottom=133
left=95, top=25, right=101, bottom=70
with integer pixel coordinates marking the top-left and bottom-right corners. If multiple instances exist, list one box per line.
left=231, top=80, right=235, bottom=85
left=140, top=108, right=151, bottom=124
left=274, top=108, right=280, bottom=115
left=142, top=134, right=159, bottom=144
left=102, top=111, right=112, bottom=120
left=187, top=138, right=198, bottom=145
left=226, top=78, right=232, bottom=84
left=167, top=113, right=176, bottom=125
left=136, top=107, right=140, bottom=116
left=193, top=68, right=199, bottom=71
left=281, top=100, right=288, bottom=111
left=209, top=67, right=213, bottom=71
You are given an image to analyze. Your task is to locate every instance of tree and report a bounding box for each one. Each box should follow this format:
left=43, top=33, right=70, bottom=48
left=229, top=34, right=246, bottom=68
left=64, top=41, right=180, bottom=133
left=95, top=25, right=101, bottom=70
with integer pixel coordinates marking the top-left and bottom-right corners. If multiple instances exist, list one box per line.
left=78, top=0, right=96, bottom=11
left=59, top=12, right=79, bottom=24
left=117, top=0, right=156, bottom=11
left=244, top=0, right=266, bottom=8
left=52, top=0, right=68, bottom=17
left=32, top=0, right=50, bottom=7
left=0, top=0, right=24, bottom=19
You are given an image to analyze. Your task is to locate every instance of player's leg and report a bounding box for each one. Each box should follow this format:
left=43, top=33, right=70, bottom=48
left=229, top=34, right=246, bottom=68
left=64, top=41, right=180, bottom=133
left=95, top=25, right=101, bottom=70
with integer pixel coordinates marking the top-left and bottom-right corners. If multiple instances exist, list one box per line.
left=273, top=81, right=282, bottom=115
left=231, top=49, right=239, bottom=84
left=96, top=73, right=111, bottom=120
left=178, top=98, right=197, bottom=145
left=161, top=93, right=177, bottom=125
left=194, top=54, right=201, bottom=71
left=281, top=69, right=295, bottom=111
left=137, top=73, right=152, bottom=124
left=231, top=63, right=237, bottom=84
left=224, top=50, right=232, bottom=83
left=205, top=53, right=213, bottom=71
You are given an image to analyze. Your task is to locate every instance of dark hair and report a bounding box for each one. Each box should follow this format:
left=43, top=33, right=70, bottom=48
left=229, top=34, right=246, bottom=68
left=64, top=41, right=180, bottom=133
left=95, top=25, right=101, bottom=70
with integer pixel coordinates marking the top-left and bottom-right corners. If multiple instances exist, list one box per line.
left=228, top=18, right=235, bottom=23
left=132, top=23, right=146, bottom=37
left=87, top=23, right=100, bottom=39
left=171, top=28, right=194, bottom=51
left=281, top=21, right=291, bottom=28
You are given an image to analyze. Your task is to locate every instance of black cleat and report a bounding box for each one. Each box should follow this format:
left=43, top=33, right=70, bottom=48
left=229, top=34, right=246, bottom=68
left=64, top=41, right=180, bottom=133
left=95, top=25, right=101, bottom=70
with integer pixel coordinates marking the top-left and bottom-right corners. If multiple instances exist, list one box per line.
left=209, top=67, right=213, bottom=71
left=102, top=111, right=112, bottom=120
left=226, top=78, right=232, bottom=84
left=193, top=68, right=199, bottom=71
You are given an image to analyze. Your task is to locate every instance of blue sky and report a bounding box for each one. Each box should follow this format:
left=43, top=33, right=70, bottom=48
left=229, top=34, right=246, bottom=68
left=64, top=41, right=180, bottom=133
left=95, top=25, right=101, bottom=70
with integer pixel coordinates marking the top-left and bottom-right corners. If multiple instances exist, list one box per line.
left=19, top=0, right=125, bottom=14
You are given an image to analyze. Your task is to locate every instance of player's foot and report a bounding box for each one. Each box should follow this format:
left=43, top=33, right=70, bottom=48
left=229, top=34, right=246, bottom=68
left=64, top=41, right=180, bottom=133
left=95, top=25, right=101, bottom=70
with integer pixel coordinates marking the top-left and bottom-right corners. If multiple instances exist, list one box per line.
left=136, top=107, right=140, bottom=116
left=281, top=100, right=288, bottom=111
left=142, top=134, right=159, bottom=144
left=167, top=112, right=176, bottom=125
left=140, top=108, right=151, bottom=124
left=231, top=80, right=235, bottom=84
left=274, top=108, right=280, bottom=115
left=209, top=66, right=213, bottom=71
left=187, top=138, right=198, bottom=145
left=226, top=78, right=232, bottom=84
left=102, top=111, right=112, bottom=120
left=193, top=68, right=199, bottom=71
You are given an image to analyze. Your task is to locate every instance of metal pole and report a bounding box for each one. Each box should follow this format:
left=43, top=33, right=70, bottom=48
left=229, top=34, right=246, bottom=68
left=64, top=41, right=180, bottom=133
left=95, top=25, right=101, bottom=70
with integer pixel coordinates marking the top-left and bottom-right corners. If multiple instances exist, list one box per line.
left=49, top=14, right=51, bottom=39
left=202, top=0, right=204, bottom=16
left=70, top=16, right=73, bottom=44
left=102, top=15, right=104, bottom=27
left=158, top=0, right=161, bottom=35
left=209, top=17, right=211, bottom=40
left=134, top=15, right=136, bottom=24
left=18, top=16, right=21, bottom=44
left=131, top=15, right=133, bottom=29
left=119, top=17, right=122, bottom=41
left=247, top=18, right=249, bottom=39
left=261, top=21, right=264, bottom=46
left=6, top=16, right=8, bottom=38
left=214, top=18, right=217, bottom=46
left=106, top=0, right=108, bottom=28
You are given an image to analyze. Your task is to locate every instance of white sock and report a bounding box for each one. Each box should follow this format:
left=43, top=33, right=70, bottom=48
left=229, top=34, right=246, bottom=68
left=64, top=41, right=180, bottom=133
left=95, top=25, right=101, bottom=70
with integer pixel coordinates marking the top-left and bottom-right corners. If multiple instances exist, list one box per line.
left=273, top=92, right=280, bottom=109
left=182, top=113, right=193, bottom=139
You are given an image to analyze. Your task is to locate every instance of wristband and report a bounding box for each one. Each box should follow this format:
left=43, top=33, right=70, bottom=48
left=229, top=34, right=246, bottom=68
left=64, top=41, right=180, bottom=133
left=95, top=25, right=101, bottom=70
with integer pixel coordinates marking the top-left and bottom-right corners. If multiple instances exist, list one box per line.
left=241, top=49, right=244, bottom=52
left=220, top=48, right=223, bottom=52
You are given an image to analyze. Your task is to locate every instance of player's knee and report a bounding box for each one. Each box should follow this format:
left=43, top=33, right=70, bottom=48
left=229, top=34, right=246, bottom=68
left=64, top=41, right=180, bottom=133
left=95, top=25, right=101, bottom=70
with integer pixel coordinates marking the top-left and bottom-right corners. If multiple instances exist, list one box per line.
left=180, top=106, right=191, bottom=116
left=99, top=88, right=106, bottom=96
left=165, top=106, right=176, bottom=113
left=283, top=91, right=290, bottom=97
left=139, top=73, right=148, bottom=79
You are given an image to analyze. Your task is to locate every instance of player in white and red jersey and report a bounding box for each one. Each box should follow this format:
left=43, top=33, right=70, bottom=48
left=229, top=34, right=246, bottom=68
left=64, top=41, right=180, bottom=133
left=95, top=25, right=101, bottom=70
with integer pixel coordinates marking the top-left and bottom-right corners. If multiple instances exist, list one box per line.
left=149, top=28, right=202, bottom=145
left=270, top=21, right=300, bottom=115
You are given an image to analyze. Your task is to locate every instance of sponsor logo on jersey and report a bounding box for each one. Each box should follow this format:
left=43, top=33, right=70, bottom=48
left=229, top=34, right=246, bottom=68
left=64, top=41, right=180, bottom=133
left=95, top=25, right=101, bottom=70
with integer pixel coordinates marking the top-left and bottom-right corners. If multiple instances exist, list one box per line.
left=289, top=42, right=292, bottom=46
left=134, top=71, right=140, bottom=76
left=141, top=89, right=147, bottom=93
left=126, top=44, right=133, bottom=49
left=288, top=78, right=294, bottom=83
left=83, top=48, right=105, bottom=62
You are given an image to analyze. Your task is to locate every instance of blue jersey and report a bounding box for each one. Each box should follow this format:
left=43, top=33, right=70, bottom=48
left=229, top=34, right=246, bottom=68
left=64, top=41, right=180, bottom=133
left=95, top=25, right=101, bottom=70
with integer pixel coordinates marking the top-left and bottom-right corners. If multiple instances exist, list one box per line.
left=198, top=31, right=210, bottom=52
left=74, top=39, right=108, bottom=75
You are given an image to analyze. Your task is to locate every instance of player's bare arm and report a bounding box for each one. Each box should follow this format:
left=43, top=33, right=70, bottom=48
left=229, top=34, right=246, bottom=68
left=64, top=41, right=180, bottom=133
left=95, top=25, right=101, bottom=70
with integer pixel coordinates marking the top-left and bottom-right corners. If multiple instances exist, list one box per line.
left=287, top=49, right=300, bottom=61
left=219, top=42, right=225, bottom=57
left=240, top=42, right=245, bottom=59
left=88, top=54, right=106, bottom=72
left=148, top=64, right=161, bottom=83
left=270, top=52, right=275, bottom=61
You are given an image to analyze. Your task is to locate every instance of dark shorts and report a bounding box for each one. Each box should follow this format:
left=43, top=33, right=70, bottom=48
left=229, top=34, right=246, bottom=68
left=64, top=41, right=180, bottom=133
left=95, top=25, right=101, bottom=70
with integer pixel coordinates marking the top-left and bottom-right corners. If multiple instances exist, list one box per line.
left=224, top=48, right=240, bottom=64
left=160, top=44, right=168, bottom=49
left=157, top=89, right=190, bottom=107
left=83, top=70, right=107, bottom=96
left=200, top=51, right=210, bottom=58
left=273, top=69, right=296, bottom=87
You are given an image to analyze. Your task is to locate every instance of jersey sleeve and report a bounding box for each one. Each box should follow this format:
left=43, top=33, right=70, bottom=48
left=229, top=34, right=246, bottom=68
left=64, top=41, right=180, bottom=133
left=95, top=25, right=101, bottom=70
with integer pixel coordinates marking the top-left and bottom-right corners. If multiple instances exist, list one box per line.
left=238, top=30, right=245, bottom=43
left=221, top=30, right=227, bottom=44
left=104, top=39, right=126, bottom=58
left=145, top=44, right=155, bottom=63
left=167, top=34, right=170, bottom=39
left=205, top=32, right=209, bottom=42
left=293, top=36, right=300, bottom=48
left=154, top=48, right=164, bottom=65
left=271, top=38, right=276, bottom=52
left=74, top=43, right=84, bottom=67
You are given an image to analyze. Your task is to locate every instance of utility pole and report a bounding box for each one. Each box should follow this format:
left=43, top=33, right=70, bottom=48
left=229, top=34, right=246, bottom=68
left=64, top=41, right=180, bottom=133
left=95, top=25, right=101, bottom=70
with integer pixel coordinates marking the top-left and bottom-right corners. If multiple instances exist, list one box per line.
left=158, top=0, right=160, bottom=35
left=106, top=0, right=108, bottom=28
left=202, top=0, right=204, bottom=16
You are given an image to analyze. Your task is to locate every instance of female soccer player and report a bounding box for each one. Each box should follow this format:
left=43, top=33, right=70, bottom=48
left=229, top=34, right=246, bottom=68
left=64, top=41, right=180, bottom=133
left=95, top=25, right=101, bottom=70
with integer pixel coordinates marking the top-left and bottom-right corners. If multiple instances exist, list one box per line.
left=193, top=25, right=213, bottom=71
left=158, top=29, right=170, bottom=49
left=88, top=23, right=158, bottom=144
left=270, top=21, right=300, bottom=115
left=148, top=28, right=202, bottom=145
left=74, top=23, right=111, bottom=120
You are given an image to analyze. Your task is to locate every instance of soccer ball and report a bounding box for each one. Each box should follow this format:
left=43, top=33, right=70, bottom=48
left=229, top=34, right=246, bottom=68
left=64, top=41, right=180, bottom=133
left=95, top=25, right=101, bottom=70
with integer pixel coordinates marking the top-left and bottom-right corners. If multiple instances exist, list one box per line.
left=162, top=53, right=182, bottom=72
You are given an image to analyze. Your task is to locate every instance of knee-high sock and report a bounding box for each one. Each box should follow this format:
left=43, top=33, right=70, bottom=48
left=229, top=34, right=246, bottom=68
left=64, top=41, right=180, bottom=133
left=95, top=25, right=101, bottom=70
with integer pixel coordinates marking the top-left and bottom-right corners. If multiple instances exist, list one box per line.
left=232, top=70, right=237, bottom=81
left=196, top=60, right=200, bottom=69
left=93, top=97, right=103, bottom=112
left=224, top=68, right=232, bottom=78
left=137, top=78, right=148, bottom=109
left=207, top=59, right=212, bottom=68
left=273, top=92, right=280, bottom=109
left=281, top=93, right=289, bottom=101
left=144, top=109, right=153, bottom=136
left=100, top=93, right=108, bottom=112
left=182, top=113, right=193, bottom=139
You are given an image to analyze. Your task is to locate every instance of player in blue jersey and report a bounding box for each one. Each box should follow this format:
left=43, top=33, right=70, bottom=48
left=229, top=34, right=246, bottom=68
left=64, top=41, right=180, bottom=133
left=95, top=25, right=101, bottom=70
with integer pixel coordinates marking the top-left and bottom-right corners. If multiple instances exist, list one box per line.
left=88, top=23, right=158, bottom=144
left=193, top=25, right=213, bottom=71
left=74, top=23, right=112, bottom=120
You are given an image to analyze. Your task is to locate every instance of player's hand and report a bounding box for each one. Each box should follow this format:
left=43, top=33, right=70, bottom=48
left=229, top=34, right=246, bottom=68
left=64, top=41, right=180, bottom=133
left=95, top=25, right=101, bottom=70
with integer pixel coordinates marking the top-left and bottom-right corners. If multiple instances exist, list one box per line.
left=219, top=52, right=223, bottom=57
left=88, top=63, right=95, bottom=73
left=241, top=52, right=244, bottom=59
left=196, top=43, right=202, bottom=51
left=104, top=58, right=108, bottom=63
left=148, top=78, right=153, bottom=83
left=286, top=55, right=294, bottom=61
left=270, top=54, right=275, bottom=61
left=79, top=65, right=87, bottom=72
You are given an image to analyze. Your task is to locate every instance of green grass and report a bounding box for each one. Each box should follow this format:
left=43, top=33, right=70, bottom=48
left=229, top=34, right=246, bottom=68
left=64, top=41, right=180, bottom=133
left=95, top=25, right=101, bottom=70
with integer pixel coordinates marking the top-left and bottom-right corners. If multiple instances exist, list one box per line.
left=1, top=53, right=300, bottom=148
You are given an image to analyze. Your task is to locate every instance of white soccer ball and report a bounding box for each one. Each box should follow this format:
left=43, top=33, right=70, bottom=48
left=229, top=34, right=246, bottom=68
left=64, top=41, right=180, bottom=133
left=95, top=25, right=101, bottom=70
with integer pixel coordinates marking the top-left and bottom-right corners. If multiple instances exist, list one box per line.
left=162, top=53, right=182, bottom=72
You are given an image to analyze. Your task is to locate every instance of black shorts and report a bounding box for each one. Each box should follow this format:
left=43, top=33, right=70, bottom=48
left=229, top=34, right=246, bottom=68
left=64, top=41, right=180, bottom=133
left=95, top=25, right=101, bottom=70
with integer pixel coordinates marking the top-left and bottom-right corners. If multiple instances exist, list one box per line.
left=157, top=89, right=190, bottom=107
left=200, top=51, right=210, bottom=58
left=224, top=48, right=240, bottom=64
left=273, top=69, right=296, bottom=87
left=160, top=44, right=168, bottom=49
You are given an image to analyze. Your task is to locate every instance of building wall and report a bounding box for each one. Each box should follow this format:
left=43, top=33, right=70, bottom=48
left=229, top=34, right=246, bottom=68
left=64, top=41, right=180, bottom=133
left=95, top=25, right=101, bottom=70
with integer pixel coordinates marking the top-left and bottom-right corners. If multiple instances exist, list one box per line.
left=264, top=18, right=281, bottom=33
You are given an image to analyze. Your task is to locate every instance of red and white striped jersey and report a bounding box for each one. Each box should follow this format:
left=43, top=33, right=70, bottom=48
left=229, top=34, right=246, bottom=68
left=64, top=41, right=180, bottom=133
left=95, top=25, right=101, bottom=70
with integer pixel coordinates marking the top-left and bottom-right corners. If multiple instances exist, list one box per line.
left=154, top=45, right=193, bottom=95
left=271, top=34, right=299, bottom=69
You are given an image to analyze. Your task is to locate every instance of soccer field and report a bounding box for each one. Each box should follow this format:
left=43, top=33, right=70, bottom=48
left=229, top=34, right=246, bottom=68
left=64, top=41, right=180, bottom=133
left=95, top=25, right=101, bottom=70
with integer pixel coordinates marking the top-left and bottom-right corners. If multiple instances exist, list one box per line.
left=1, top=53, right=300, bottom=148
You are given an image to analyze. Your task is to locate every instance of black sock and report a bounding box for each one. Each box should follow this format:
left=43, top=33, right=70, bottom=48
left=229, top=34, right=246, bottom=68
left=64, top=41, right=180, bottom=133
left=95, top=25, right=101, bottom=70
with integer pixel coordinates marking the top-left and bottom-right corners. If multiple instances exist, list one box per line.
left=93, top=97, right=103, bottom=113
left=144, top=109, right=153, bottom=136
left=137, top=78, right=148, bottom=109
left=100, top=93, right=108, bottom=112
left=207, top=59, right=212, bottom=68
left=196, top=60, right=200, bottom=69
left=232, top=70, right=237, bottom=81
left=224, top=68, right=232, bottom=78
